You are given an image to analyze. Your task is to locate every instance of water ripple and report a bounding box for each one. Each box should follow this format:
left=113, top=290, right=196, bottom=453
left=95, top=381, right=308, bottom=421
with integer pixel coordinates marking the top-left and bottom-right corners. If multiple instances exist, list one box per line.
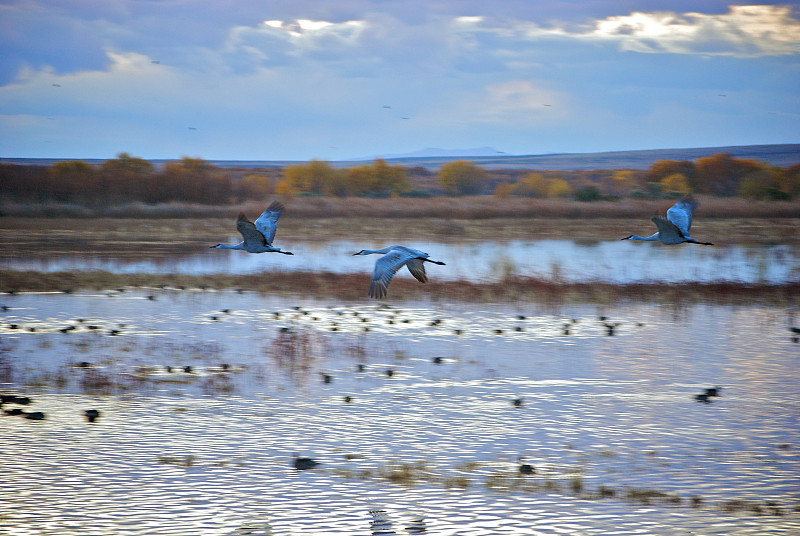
left=0, top=292, right=798, bottom=534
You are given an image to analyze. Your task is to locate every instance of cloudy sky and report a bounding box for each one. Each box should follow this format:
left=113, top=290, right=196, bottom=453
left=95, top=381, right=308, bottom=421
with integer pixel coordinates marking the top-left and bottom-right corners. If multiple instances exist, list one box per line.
left=1, top=1, right=799, bottom=161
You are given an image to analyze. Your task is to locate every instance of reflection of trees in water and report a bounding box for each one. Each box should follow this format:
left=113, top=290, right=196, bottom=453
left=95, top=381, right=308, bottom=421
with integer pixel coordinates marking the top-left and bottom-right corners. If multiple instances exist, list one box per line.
left=0, top=338, right=16, bottom=383
left=268, top=327, right=329, bottom=382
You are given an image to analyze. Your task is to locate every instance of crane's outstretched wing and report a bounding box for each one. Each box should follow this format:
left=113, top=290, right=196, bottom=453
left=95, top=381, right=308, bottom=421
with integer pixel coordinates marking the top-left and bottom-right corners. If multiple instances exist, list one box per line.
left=666, top=198, right=697, bottom=238
left=369, top=250, right=415, bottom=299
left=650, top=216, right=685, bottom=244
left=236, top=213, right=267, bottom=247
left=253, top=201, right=285, bottom=245
left=404, top=258, right=428, bottom=283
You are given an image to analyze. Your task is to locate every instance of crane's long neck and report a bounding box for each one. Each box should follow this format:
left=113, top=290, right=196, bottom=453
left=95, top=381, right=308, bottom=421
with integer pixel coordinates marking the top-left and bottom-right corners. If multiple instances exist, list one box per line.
left=213, top=242, right=245, bottom=250
left=361, top=247, right=395, bottom=255
left=625, top=233, right=660, bottom=242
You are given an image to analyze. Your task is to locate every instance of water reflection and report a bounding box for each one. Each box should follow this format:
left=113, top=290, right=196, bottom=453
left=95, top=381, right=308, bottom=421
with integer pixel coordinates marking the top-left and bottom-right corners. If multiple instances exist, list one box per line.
left=2, top=239, right=798, bottom=283
left=1, top=292, right=799, bottom=535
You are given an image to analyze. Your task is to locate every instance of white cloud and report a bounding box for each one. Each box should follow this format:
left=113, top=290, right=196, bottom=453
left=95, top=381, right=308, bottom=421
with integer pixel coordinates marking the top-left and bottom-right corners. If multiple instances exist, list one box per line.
left=2, top=3, right=797, bottom=159
left=228, top=18, right=367, bottom=62
left=479, top=80, right=562, bottom=119
left=556, top=5, right=800, bottom=57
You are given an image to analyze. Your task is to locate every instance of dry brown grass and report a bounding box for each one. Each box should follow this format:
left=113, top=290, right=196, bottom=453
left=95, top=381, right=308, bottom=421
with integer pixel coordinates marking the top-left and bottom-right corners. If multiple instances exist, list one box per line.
left=3, top=195, right=800, bottom=220
left=2, top=270, right=797, bottom=306
left=1, top=213, right=798, bottom=246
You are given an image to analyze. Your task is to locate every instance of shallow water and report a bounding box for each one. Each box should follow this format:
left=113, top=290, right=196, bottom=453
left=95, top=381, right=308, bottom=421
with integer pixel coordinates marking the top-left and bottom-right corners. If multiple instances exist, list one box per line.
left=2, top=239, right=799, bottom=283
left=1, top=291, right=799, bottom=535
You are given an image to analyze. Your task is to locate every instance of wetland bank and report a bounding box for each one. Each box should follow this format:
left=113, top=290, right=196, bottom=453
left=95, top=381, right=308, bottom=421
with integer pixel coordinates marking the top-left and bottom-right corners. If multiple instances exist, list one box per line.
left=1, top=201, right=799, bottom=535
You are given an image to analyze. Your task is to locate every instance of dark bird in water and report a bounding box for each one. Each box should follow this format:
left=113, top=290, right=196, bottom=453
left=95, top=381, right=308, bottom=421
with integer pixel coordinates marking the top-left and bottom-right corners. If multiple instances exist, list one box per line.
left=84, top=409, right=101, bottom=423
left=1, top=395, right=31, bottom=405
left=23, top=411, right=46, bottom=420
left=293, top=456, right=320, bottom=470
left=694, top=393, right=711, bottom=403
left=603, top=322, right=619, bottom=336
left=512, top=397, right=523, bottom=408
left=519, top=463, right=535, bottom=475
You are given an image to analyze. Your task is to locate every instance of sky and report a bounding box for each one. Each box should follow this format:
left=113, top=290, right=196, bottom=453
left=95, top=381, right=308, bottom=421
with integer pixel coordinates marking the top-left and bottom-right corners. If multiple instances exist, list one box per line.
left=1, top=1, right=799, bottom=161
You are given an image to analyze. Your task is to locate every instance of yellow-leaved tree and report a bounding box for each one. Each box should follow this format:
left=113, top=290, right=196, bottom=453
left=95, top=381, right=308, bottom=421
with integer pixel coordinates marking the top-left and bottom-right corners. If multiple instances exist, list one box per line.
left=346, top=159, right=409, bottom=197
left=660, top=173, right=691, bottom=195
left=275, top=159, right=343, bottom=196
left=437, top=160, right=488, bottom=196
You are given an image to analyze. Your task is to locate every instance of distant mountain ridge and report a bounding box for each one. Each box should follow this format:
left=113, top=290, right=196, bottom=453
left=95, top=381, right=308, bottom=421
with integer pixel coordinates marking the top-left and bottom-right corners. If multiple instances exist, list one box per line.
left=2, top=144, right=798, bottom=171
left=350, top=146, right=507, bottom=160
left=361, top=143, right=800, bottom=171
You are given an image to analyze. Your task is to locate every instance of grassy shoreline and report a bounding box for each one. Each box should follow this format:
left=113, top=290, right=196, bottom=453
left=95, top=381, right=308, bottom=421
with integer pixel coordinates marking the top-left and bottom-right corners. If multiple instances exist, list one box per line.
left=3, top=195, right=800, bottom=220
left=1, top=216, right=799, bottom=245
left=2, top=270, right=798, bottom=306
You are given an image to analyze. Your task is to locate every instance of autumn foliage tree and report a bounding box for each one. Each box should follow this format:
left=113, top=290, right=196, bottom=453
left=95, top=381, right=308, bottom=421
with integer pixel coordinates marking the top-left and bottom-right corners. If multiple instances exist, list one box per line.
left=346, top=159, right=409, bottom=197
left=238, top=174, right=274, bottom=200
left=98, top=152, right=156, bottom=203
left=158, top=157, right=232, bottom=204
left=660, top=173, right=691, bottom=195
left=46, top=160, right=96, bottom=203
left=276, top=159, right=343, bottom=196
left=694, top=153, right=761, bottom=196
left=437, top=160, right=488, bottom=195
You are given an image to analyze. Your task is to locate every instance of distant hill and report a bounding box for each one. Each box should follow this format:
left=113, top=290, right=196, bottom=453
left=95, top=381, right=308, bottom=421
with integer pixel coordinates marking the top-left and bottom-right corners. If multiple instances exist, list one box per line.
left=359, top=143, right=800, bottom=171
left=2, top=144, right=798, bottom=171
left=350, top=146, right=507, bottom=160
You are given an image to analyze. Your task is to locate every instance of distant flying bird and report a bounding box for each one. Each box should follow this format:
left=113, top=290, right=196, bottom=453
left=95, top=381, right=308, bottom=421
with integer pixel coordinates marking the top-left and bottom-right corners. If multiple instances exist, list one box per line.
left=622, top=198, right=714, bottom=245
left=52, top=83, right=61, bottom=87
left=353, top=246, right=445, bottom=299
left=211, top=201, right=294, bottom=254
left=188, top=127, right=197, bottom=130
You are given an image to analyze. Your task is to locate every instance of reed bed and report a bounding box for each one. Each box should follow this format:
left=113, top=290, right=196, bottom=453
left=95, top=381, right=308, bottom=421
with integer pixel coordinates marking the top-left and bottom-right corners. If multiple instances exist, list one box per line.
left=3, top=195, right=800, bottom=220
left=1, top=215, right=798, bottom=245
left=2, top=270, right=798, bottom=306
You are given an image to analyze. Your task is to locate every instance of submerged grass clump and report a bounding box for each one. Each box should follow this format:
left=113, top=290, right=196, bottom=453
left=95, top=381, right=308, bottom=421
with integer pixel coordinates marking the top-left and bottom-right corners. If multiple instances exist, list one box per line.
left=337, top=457, right=797, bottom=518
left=157, top=455, right=196, bottom=468
left=2, top=270, right=798, bottom=306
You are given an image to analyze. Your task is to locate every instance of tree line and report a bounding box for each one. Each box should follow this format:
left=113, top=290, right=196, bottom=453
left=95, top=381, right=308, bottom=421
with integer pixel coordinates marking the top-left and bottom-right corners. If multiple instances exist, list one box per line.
left=1, top=152, right=798, bottom=206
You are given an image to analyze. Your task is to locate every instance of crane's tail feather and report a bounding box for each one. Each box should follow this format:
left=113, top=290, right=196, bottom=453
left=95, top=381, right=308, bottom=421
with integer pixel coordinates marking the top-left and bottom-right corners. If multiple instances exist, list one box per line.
left=368, top=281, right=387, bottom=299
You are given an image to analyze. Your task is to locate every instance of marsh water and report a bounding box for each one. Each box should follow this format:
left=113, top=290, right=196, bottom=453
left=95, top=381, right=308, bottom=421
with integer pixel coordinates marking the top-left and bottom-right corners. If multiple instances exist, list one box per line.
left=2, top=215, right=799, bottom=534
left=3, top=239, right=799, bottom=283
left=1, top=290, right=799, bottom=535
